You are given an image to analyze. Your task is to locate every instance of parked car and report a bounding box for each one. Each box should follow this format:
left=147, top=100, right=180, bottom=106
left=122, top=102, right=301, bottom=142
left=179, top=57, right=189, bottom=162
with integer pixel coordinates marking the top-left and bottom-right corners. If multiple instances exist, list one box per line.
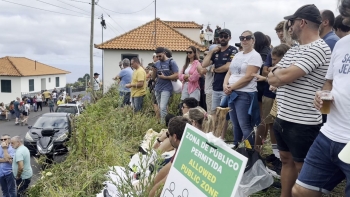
left=24, top=113, right=72, bottom=156
left=55, top=103, right=84, bottom=115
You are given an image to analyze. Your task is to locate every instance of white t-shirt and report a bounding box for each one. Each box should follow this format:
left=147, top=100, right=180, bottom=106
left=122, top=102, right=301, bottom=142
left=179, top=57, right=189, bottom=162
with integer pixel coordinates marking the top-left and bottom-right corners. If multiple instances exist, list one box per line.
left=52, top=92, right=57, bottom=99
left=205, top=65, right=214, bottom=94
left=321, top=35, right=350, bottom=143
left=276, top=39, right=331, bottom=125
left=36, top=95, right=42, bottom=102
left=184, top=64, right=191, bottom=75
left=228, top=50, right=262, bottom=92
left=24, top=104, right=30, bottom=113
left=93, top=78, right=100, bottom=90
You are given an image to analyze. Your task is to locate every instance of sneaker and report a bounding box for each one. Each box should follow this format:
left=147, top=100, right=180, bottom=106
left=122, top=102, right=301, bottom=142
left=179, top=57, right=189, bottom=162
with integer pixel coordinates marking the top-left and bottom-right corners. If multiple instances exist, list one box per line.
left=266, top=159, right=281, bottom=179
left=15, top=122, right=19, bottom=125
left=265, top=154, right=278, bottom=163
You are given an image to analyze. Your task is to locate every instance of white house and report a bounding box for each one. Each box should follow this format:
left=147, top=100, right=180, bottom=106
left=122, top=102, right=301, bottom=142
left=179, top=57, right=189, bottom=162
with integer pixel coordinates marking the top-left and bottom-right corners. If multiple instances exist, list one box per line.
left=95, top=18, right=207, bottom=92
left=0, top=56, right=70, bottom=104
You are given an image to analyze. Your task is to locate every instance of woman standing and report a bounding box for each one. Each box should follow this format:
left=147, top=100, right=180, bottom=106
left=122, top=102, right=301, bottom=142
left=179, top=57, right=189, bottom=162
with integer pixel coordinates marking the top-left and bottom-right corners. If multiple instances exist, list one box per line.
left=178, top=46, right=201, bottom=102
left=36, top=93, right=43, bottom=111
left=223, top=30, right=262, bottom=147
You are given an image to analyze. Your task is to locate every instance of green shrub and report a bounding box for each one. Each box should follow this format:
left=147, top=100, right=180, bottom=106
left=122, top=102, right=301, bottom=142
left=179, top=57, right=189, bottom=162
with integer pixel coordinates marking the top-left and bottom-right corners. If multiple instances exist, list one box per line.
left=28, top=85, right=173, bottom=197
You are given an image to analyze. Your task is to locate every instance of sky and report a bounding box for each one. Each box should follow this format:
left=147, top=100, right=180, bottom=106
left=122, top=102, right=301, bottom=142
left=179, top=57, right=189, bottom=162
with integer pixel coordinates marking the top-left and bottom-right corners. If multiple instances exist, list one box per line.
left=0, top=0, right=340, bottom=83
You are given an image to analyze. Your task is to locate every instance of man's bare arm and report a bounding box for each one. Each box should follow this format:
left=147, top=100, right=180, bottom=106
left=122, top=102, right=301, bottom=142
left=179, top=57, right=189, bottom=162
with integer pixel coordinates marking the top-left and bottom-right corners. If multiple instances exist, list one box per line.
left=322, top=79, right=333, bottom=91
left=202, top=51, right=214, bottom=68
left=16, top=161, right=24, bottom=178
left=268, top=65, right=306, bottom=87
left=214, top=62, right=230, bottom=73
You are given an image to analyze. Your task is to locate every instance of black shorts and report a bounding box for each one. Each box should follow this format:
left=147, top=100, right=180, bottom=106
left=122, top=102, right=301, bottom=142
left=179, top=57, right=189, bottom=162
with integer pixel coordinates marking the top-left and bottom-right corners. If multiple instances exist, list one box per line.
left=152, top=91, right=157, bottom=105
left=22, top=112, right=28, bottom=116
left=273, top=117, right=321, bottom=162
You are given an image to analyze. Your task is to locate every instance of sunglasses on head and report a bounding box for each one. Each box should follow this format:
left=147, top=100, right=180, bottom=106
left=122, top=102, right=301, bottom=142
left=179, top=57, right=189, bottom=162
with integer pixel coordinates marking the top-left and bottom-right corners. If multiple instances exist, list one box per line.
left=239, top=35, right=253, bottom=41
left=219, top=34, right=229, bottom=39
left=186, top=51, right=193, bottom=54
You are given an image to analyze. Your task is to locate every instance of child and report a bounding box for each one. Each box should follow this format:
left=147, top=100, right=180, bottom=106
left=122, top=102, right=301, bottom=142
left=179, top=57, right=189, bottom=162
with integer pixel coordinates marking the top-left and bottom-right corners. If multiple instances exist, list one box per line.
left=21, top=99, right=30, bottom=126
left=48, top=97, right=55, bottom=112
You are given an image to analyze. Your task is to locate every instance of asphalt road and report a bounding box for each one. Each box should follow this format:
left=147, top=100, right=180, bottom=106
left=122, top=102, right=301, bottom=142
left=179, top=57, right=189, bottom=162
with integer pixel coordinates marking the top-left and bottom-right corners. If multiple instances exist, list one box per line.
left=0, top=106, right=66, bottom=196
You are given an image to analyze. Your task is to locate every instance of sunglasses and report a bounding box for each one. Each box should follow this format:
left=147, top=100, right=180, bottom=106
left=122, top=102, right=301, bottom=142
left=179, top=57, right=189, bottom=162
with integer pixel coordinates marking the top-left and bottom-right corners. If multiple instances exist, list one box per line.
left=0, top=139, right=8, bottom=141
left=186, top=51, right=193, bottom=54
left=239, top=35, right=253, bottom=41
left=287, top=19, right=307, bottom=30
left=156, top=55, right=162, bottom=58
left=219, top=34, right=229, bottom=39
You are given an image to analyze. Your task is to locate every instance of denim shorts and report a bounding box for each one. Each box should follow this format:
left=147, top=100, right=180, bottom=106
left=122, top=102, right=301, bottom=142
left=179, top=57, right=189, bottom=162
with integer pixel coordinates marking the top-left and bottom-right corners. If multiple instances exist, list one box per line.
left=273, top=117, right=321, bottom=162
left=211, top=91, right=226, bottom=112
left=296, top=132, right=350, bottom=195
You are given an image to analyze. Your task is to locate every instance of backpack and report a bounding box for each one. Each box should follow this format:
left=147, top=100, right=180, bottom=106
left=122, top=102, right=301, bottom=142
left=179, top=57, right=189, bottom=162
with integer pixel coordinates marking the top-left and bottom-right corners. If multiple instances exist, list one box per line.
left=19, top=104, right=25, bottom=112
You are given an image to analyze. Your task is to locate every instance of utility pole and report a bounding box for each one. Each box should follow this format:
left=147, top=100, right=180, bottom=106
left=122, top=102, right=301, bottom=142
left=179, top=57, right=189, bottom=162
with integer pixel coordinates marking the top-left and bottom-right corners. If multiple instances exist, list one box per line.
left=154, top=0, right=156, bottom=46
left=89, top=0, right=95, bottom=92
left=100, top=14, right=106, bottom=93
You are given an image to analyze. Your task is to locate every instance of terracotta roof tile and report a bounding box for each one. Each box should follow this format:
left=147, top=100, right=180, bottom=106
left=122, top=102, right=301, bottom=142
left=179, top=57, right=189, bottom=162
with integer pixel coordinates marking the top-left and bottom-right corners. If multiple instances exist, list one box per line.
left=0, top=57, right=70, bottom=77
left=164, top=21, right=203, bottom=29
left=95, top=18, right=207, bottom=52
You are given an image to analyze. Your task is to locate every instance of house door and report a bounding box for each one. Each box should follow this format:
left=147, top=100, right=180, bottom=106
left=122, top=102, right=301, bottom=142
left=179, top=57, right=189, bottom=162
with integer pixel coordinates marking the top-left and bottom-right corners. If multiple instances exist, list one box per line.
left=41, top=78, right=46, bottom=91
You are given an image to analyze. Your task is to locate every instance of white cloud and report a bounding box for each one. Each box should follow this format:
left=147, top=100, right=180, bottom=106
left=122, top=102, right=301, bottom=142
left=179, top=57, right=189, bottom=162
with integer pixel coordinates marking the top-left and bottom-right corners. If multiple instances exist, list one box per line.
left=0, top=0, right=339, bottom=82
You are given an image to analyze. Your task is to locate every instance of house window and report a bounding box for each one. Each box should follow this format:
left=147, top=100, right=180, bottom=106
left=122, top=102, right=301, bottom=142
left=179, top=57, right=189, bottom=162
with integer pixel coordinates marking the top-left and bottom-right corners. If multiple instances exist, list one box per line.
left=48, top=78, right=51, bottom=83
left=0, top=80, right=11, bottom=93
left=29, top=79, right=34, bottom=92
left=121, top=54, right=139, bottom=63
left=56, top=77, right=60, bottom=87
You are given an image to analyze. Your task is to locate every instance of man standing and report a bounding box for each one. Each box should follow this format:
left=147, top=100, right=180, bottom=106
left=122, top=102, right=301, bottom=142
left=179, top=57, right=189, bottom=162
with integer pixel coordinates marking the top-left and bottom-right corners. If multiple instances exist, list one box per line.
left=11, top=136, right=32, bottom=197
left=42, top=90, right=51, bottom=106
left=13, top=98, right=21, bottom=126
left=0, top=135, right=16, bottom=197
left=292, top=2, right=350, bottom=196
left=201, top=28, right=238, bottom=130
left=152, top=47, right=179, bottom=124
left=114, top=58, right=133, bottom=106
left=334, top=14, right=350, bottom=38
left=126, top=57, right=147, bottom=112
left=320, top=10, right=340, bottom=51
left=267, top=4, right=331, bottom=197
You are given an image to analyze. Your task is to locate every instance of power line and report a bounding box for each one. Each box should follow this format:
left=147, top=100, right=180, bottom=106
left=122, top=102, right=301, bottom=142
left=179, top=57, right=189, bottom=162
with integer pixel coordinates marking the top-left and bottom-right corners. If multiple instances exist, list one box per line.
left=1, top=0, right=90, bottom=18
left=98, top=1, right=154, bottom=14
left=35, top=0, right=89, bottom=16
left=105, top=21, right=120, bottom=35
left=55, top=0, right=90, bottom=14
left=96, top=5, right=126, bottom=32
left=67, top=0, right=90, bottom=3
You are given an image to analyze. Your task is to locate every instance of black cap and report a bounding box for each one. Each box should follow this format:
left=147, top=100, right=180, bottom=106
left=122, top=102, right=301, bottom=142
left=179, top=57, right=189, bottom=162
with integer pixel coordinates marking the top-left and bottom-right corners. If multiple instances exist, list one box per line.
left=284, top=4, right=322, bottom=25
left=218, top=29, right=231, bottom=37
left=94, top=73, right=100, bottom=76
left=155, top=47, right=166, bottom=53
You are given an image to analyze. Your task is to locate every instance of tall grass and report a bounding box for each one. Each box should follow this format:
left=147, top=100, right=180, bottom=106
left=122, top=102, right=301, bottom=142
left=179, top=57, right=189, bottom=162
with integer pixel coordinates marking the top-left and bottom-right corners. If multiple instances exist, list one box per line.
left=28, top=85, right=178, bottom=197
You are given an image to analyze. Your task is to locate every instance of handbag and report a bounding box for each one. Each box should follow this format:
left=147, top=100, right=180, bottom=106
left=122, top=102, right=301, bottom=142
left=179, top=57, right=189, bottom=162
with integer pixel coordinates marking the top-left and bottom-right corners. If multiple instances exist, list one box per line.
left=168, top=59, right=182, bottom=93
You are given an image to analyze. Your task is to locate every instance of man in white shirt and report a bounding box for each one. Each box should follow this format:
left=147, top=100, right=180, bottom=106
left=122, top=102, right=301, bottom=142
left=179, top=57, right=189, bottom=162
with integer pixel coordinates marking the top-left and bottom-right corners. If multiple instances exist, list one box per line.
left=292, top=2, right=350, bottom=196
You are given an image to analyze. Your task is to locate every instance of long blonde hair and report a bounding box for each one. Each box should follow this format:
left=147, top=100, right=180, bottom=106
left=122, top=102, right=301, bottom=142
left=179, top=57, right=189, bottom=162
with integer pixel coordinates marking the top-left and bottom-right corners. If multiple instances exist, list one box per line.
left=188, top=107, right=214, bottom=133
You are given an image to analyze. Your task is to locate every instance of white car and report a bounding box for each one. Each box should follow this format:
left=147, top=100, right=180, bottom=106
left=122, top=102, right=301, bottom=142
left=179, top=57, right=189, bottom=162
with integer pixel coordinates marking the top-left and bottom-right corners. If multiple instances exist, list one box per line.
left=55, top=103, right=84, bottom=115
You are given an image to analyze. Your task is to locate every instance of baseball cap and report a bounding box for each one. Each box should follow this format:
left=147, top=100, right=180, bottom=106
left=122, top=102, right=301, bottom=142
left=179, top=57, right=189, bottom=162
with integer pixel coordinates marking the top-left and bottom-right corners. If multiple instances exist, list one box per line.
left=218, top=29, right=231, bottom=37
left=284, top=4, right=322, bottom=25
left=94, top=73, right=100, bottom=76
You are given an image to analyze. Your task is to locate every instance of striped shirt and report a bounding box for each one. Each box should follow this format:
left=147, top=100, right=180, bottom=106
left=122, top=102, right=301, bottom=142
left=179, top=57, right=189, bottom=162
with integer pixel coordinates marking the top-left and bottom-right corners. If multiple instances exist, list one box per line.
left=276, top=39, right=331, bottom=125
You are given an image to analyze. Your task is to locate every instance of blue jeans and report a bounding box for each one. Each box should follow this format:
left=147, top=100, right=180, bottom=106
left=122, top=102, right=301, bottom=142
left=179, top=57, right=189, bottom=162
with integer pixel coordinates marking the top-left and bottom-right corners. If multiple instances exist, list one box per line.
left=15, top=178, right=31, bottom=197
left=0, top=173, right=16, bottom=197
left=155, top=91, right=171, bottom=123
left=119, top=91, right=131, bottom=106
left=49, top=106, right=54, bottom=112
left=211, top=91, right=226, bottom=112
left=228, top=91, right=254, bottom=146
left=297, top=132, right=350, bottom=195
left=132, top=96, right=144, bottom=112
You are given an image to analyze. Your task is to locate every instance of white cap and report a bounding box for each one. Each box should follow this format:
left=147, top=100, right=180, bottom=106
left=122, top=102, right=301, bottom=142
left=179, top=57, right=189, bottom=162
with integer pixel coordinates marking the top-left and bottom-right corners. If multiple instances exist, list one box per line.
left=153, top=53, right=156, bottom=57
